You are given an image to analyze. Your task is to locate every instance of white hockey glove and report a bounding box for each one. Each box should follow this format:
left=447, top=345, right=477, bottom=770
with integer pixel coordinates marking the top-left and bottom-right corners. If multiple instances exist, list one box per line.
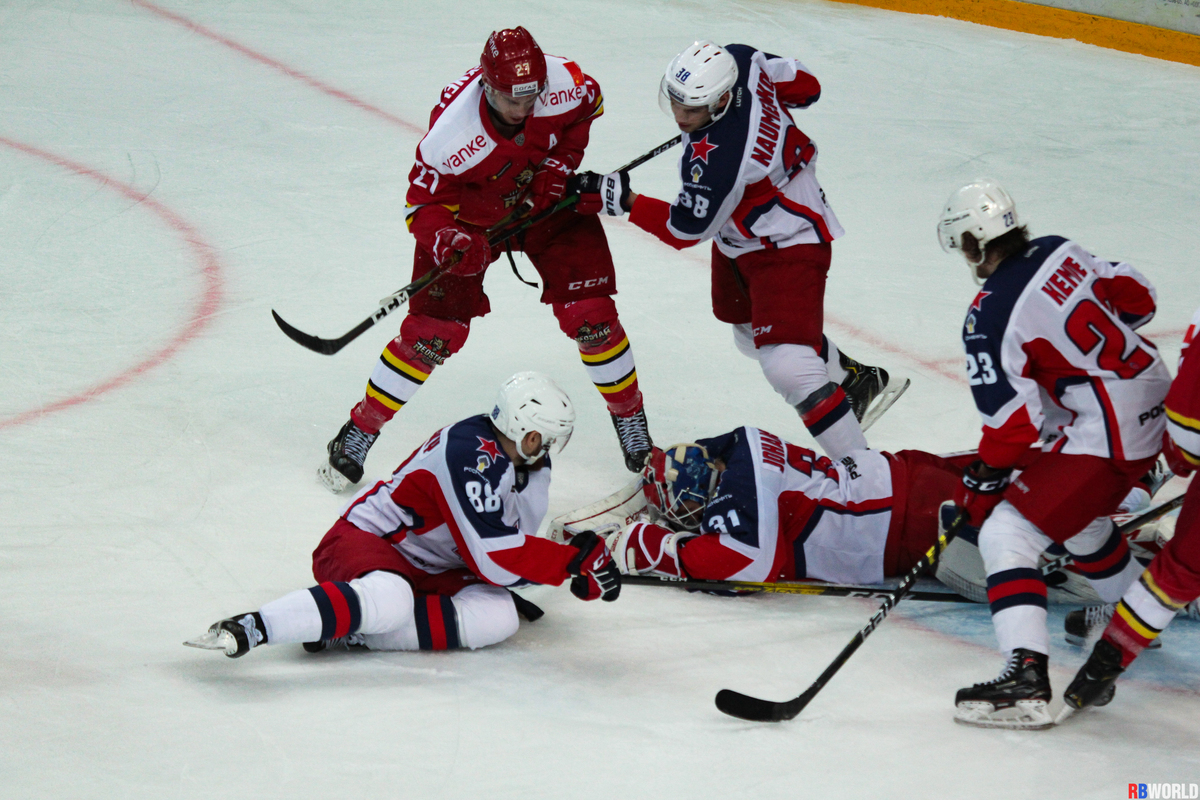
left=570, top=171, right=631, bottom=217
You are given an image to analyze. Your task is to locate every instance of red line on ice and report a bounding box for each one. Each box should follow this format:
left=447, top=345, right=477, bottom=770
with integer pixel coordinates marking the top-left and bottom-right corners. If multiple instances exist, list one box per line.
left=0, top=136, right=225, bottom=430
left=129, top=0, right=425, bottom=137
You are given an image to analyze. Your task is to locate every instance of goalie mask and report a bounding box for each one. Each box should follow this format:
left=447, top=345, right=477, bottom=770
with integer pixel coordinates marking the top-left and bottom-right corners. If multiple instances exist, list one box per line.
left=491, top=372, right=575, bottom=460
left=648, top=443, right=720, bottom=531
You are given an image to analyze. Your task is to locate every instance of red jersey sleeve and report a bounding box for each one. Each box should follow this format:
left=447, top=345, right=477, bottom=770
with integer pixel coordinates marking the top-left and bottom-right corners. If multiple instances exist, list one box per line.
left=489, top=535, right=579, bottom=586
left=628, top=194, right=700, bottom=250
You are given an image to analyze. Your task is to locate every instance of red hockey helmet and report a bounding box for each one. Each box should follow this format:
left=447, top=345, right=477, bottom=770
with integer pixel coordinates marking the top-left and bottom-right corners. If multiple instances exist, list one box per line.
left=480, top=27, right=547, bottom=98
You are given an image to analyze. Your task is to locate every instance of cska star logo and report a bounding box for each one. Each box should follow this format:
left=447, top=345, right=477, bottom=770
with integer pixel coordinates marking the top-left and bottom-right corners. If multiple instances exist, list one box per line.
left=969, top=291, right=992, bottom=313
left=476, top=436, right=503, bottom=466
left=689, top=135, right=718, bottom=164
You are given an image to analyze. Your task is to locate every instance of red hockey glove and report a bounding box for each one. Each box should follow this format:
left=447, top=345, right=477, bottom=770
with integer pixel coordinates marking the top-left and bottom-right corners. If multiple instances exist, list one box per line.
left=570, top=171, right=631, bottom=216
left=524, top=158, right=573, bottom=215
left=431, top=226, right=490, bottom=277
left=566, top=530, right=622, bottom=602
left=953, top=460, right=1014, bottom=527
left=1163, top=431, right=1196, bottom=478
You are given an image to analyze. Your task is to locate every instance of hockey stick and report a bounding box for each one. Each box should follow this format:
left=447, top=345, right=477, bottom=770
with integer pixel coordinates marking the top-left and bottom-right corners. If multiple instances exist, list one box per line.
left=621, top=574, right=974, bottom=603
left=714, top=494, right=1185, bottom=722
left=271, top=135, right=682, bottom=355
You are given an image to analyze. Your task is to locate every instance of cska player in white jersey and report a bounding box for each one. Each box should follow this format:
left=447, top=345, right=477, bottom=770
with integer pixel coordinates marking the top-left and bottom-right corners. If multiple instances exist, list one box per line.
left=937, top=180, right=1172, bottom=729
left=321, top=27, right=653, bottom=493
left=572, top=42, right=898, bottom=460
left=185, top=373, right=621, bottom=659
left=604, top=428, right=968, bottom=585
left=1063, top=305, right=1200, bottom=715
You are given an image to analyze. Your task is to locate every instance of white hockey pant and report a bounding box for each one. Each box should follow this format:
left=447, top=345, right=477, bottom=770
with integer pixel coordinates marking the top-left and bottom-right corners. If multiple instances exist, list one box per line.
left=732, top=324, right=866, bottom=458
left=979, top=504, right=1143, bottom=656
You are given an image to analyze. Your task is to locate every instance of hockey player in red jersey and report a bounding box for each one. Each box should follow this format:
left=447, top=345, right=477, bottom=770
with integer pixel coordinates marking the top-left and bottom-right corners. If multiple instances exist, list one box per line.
left=937, top=180, right=1172, bottom=729
left=571, top=41, right=901, bottom=459
left=1062, top=306, right=1200, bottom=715
left=185, top=373, right=621, bottom=658
left=320, top=27, right=653, bottom=492
left=605, top=429, right=966, bottom=585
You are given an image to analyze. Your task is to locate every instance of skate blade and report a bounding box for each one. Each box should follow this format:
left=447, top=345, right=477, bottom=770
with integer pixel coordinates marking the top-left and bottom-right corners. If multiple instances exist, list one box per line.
left=861, top=377, right=910, bottom=432
left=317, top=461, right=352, bottom=493
left=183, top=629, right=235, bottom=654
left=954, top=699, right=1054, bottom=730
left=1054, top=706, right=1077, bottom=724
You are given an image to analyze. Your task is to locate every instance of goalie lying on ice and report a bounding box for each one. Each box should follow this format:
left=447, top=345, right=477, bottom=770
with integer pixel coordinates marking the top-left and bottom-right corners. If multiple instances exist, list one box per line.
left=586, top=427, right=1162, bottom=592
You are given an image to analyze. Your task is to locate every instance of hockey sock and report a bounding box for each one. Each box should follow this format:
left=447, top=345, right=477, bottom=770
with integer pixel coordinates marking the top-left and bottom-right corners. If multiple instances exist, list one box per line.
left=1066, top=518, right=1141, bottom=602
left=986, top=568, right=1049, bottom=655
left=351, top=315, right=469, bottom=433
left=556, top=298, right=642, bottom=416
left=795, top=382, right=868, bottom=459
left=1104, top=559, right=1194, bottom=666
left=361, top=585, right=518, bottom=651
left=820, top=335, right=849, bottom=385
left=979, top=503, right=1053, bottom=655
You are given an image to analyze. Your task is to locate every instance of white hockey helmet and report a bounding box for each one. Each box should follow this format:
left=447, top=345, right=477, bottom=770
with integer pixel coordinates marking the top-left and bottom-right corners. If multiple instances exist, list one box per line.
left=490, top=372, right=575, bottom=459
left=937, top=179, right=1019, bottom=266
left=658, top=41, right=738, bottom=122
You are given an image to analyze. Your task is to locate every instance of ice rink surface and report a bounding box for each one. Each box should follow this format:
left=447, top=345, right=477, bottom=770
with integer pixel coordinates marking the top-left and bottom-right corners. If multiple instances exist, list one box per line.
left=2, top=0, right=1198, bottom=797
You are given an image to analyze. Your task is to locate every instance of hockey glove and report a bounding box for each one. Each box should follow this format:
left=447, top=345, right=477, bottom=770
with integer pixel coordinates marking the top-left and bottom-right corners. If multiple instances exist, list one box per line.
left=566, top=530, right=622, bottom=602
left=570, top=171, right=631, bottom=217
left=953, top=460, right=1014, bottom=527
left=1162, top=431, right=1196, bottom=478
left=524, top=158, right=573, bottom=215
left=432, top=226, right=490, bottom=277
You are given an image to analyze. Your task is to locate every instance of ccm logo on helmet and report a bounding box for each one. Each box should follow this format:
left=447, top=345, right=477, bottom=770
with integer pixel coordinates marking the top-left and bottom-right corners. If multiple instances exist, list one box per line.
left=568, top=277, right=610, bottom=291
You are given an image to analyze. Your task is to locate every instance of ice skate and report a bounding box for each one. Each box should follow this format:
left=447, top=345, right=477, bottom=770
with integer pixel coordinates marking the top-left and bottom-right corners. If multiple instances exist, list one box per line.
left=954, top=649, right=1054, bottom=730
left=319, top=419, right=379, bottom=492
left=611, top=408, right=653, bottom=472
left=1064, top=604, right=1161, bottom=649
left=1061, top=638, right=1123, bottom=715
left=183, top=612, right=266, bottom=658
left=838, top=353, right=909, bottom=431
left=303, top=633, right=366, bottom=653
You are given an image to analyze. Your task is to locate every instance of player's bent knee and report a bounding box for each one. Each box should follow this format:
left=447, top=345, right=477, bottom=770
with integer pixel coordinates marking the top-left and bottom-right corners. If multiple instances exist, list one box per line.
left=349, top=570, right=415, bottom=634
left=759, top=344, right=830, bottom=406
left=978, top=502, right=1051, bottom=571
left=453, top=584, right=519, bottom=649
left=396, top=314, right=470, bottom=364
left=552, top=297, right=619, bottom=343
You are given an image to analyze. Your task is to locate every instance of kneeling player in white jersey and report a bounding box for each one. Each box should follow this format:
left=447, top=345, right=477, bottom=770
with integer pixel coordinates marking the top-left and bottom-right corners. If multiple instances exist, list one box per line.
left=185, top=373, right=621, bottom=659
left=605, top=428, right=966, bottom=585
left=937, top=180, right=1171, bottom=729
left=570, top=41, right=904, bottom=459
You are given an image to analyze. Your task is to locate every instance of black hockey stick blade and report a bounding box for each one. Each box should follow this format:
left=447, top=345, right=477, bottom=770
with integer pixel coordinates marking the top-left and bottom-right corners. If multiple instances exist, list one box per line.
left=271, top=309, right=374, bottom=356
left=715, top=682, right=825, bottom=722
left=620, top=574, right=975, bottom=603
left=715, top=514, right=968, bottom=722
left=271, top=268, right=444, bottom=355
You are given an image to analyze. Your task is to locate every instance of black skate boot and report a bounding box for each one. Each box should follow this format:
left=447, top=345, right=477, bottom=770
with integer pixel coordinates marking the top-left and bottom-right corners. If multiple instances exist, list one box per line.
left=183, top=612, right=267, bottom=658
left=838, top=352, right=909, bottom=430
left=954, top=648, right=1054, bottom=729
left=611, top=408, right=653, bottom=473
left=1062, top=638, right=1124, bottom=712
left=1064, top=604, right=1161, bottom=649
left=319, top=419, right=379, bottom=492
left=303, top=633, right=367, bottom=653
